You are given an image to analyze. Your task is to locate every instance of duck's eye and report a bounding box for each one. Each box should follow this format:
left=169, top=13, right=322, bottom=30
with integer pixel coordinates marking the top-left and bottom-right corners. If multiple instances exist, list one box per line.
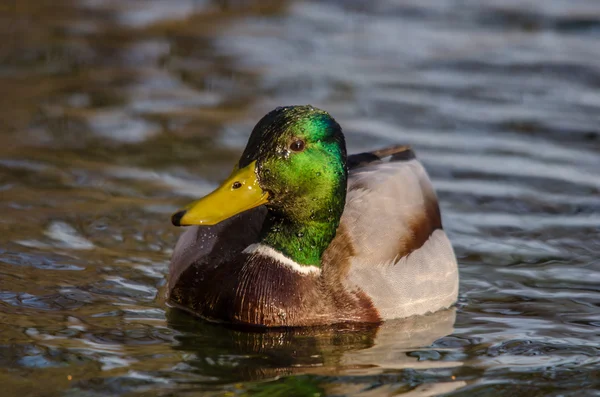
left=232, top=181, right=242, bottom=189
left=290, top=139, right=305, bottom=152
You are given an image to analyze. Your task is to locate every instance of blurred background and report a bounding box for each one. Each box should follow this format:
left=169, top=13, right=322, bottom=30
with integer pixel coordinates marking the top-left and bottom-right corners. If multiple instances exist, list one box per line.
left=1, top=0, right=599, bottom=396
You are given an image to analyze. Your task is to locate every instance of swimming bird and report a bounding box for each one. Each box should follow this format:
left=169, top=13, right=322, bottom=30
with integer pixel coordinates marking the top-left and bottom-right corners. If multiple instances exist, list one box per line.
left=168, top=105, right=458, bottom=327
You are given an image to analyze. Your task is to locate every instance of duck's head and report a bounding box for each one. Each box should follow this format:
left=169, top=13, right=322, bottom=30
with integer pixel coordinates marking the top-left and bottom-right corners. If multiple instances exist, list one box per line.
left=172, top=105, right=347, bottom=231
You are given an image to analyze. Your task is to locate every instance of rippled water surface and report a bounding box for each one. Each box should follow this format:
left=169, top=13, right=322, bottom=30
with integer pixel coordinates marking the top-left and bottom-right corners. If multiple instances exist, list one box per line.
left=1, top=1, right=599, bottom=396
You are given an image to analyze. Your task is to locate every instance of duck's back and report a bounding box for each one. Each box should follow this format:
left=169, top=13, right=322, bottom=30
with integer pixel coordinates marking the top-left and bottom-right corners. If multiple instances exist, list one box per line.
left=325, top=148, right=459, bottom=320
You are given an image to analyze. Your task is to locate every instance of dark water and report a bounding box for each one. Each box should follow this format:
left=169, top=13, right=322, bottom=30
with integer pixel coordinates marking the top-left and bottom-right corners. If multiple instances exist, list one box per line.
left=1, top=1, right=599, bottom=396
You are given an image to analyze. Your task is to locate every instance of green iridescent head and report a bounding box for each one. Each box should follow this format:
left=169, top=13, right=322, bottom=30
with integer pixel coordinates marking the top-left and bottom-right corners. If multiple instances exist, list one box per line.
left=172, top=105, right=348, bottom=267
left=240, top=105, right=347, bottom=219
left=242, top=106, right=347, bottom=266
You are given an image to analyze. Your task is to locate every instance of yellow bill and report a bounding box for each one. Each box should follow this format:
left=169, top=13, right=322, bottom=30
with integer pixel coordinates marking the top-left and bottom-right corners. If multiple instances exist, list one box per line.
left=171, top=161, right=269, bottom=226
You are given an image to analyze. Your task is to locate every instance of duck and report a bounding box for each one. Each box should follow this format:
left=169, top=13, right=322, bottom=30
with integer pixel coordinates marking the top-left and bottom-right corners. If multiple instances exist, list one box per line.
left=167, top=105, right=458, bottom=327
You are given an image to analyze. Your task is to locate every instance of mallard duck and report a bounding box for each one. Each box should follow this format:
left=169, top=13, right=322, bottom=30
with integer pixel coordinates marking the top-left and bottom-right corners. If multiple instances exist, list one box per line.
left=167, top=105, right=458, bottom=327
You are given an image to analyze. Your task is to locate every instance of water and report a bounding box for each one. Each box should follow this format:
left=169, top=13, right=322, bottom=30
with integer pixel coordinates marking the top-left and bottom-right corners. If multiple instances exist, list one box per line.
left=1, top=0, right=599, bottom=395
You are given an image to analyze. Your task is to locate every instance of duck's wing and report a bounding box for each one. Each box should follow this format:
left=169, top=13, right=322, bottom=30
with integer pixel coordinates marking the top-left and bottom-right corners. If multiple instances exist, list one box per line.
left=323, top=146, right=459, bottom=320
left=168, top=206, right=267, bottom=290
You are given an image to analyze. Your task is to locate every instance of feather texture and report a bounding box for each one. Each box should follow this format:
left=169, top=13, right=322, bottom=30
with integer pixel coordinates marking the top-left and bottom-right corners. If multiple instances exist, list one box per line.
left=168, top=147, right=458, bottom=326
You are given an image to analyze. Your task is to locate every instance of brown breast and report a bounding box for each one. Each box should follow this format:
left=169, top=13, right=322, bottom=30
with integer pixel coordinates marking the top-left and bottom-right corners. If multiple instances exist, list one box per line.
left=168, top=251, right=380, bottom=327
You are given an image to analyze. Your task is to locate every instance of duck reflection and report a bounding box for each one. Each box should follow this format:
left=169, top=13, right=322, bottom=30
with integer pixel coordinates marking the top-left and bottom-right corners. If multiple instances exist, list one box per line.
left=167, top=308, right=465, bottom=394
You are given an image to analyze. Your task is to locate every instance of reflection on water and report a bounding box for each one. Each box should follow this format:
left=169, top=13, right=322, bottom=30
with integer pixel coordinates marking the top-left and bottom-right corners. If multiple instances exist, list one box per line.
left=168, top=308, right=457, bottom=380
left=1, top=0, right=599, bottom=396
